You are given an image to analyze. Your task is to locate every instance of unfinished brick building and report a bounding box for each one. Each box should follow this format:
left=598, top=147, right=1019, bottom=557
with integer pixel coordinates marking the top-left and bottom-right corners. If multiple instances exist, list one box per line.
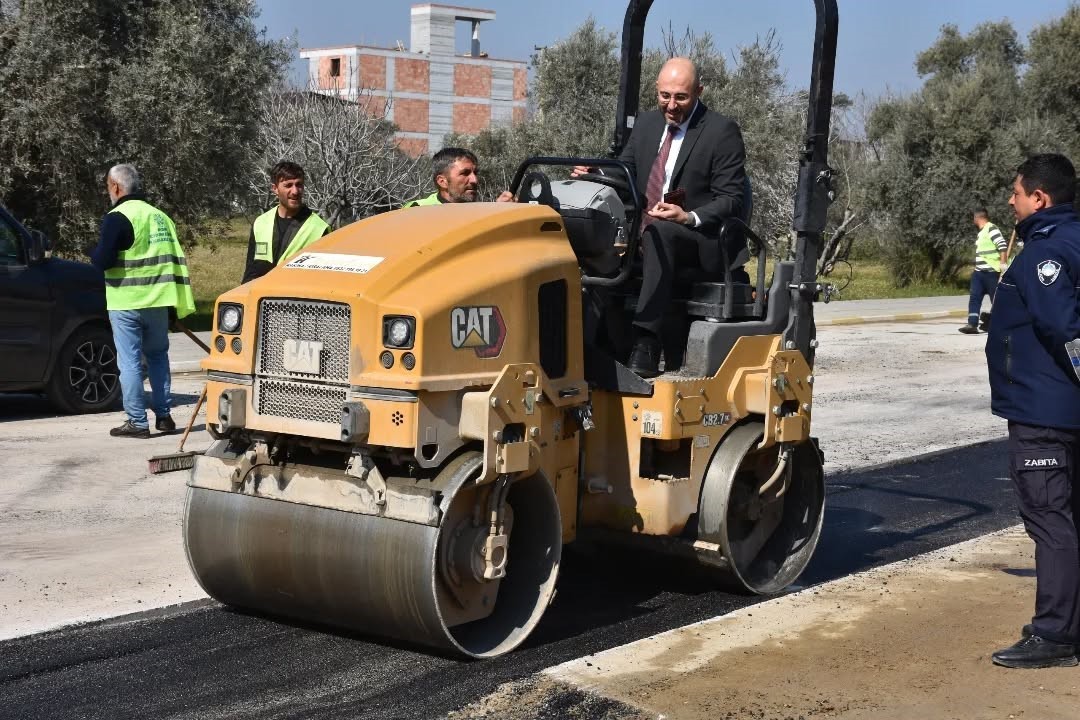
left=300, top=4, right=528, bottom=156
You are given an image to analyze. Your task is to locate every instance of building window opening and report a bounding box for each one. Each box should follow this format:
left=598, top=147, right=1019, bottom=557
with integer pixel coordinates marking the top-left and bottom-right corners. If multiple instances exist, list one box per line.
left=330, top=58, right=341, bottom=78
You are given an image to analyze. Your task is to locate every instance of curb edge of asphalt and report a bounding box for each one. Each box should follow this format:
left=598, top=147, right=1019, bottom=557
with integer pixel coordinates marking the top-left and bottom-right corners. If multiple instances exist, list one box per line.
left=817, top=308, right=967, bottom=326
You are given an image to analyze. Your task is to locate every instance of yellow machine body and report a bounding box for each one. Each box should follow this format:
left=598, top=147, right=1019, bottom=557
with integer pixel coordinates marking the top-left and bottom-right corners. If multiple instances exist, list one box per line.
left=185, top=201, right=823, bottom=658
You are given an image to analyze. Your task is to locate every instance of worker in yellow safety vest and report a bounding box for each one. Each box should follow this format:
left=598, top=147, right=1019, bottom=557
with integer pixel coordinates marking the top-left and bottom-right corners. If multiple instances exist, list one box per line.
left=90, top=164, right=196, bottom=439
left=242, top=161, right=330, bottom=283
left=959, top=206, right=1010, bottom=334
left=404, top=147, right=514, bottom=207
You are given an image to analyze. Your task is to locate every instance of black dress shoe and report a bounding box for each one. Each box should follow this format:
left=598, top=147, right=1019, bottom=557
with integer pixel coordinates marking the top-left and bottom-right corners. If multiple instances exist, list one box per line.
left=156, top=415, right=176, bottom=433
left=110, top=421, right=150, bottom=439
left=627, top=336, right=661, bottom=378
left=958, top=324, right=980, bottom=334
left=991, top=633, right=1078, bottom=668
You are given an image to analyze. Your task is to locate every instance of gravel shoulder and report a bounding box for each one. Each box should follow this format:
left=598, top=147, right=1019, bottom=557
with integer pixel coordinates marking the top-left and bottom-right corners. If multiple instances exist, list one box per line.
left=535, top=528, right=1076, bottom=720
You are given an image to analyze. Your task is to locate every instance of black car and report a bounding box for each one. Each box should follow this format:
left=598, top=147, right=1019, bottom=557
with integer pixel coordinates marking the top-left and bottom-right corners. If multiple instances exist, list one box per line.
left=0, top=205, right=120, bottom=413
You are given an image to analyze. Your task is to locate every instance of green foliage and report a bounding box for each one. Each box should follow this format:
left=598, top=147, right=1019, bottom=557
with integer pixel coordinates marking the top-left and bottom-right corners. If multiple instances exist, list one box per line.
left=863, top=10, right=1080, bottom=286
left=0, top=0, right=290, bottom=253
left=863, top=20, right=1067, bottom=285
left=1025, top=4, right=1080, bottom=160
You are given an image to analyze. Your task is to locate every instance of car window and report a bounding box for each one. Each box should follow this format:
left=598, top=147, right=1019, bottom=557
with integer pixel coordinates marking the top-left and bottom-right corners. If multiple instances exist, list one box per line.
left=0, top=215, right=25, bottom=266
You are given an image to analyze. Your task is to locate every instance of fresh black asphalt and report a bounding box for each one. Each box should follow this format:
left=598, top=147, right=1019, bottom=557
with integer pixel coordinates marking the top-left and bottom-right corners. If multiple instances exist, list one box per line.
left=0, top=439, right=1016, bottom=720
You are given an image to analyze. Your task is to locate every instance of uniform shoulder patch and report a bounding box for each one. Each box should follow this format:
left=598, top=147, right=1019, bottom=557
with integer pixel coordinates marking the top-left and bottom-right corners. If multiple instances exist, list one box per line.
left=1037, top=259, right=1062, bottom=286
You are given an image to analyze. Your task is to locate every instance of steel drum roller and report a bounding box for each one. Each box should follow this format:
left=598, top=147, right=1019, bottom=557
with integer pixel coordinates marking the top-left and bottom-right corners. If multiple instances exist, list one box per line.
left=183, top=452, right=562, bottom=658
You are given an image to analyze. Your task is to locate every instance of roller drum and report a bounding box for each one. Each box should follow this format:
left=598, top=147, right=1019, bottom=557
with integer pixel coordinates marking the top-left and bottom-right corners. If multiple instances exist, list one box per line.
left=696, top=422, right=825, bottom=594
left=183, top=452, right=562, bottom=658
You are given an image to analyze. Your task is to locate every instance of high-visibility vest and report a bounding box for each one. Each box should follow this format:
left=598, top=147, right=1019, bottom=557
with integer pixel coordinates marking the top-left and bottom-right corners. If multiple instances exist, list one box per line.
left=975, top=222, right=1005, bottom=272
left=104, top=200, right=195, bottom=318
left=403, top=192, right=442, bottom=208
left=252, top=207, right=330, bottom=265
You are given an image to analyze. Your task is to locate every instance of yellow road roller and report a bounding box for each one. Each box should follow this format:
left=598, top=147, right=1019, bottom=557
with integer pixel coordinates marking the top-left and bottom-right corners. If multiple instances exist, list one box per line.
left=183, top=0, right=839, bottom=658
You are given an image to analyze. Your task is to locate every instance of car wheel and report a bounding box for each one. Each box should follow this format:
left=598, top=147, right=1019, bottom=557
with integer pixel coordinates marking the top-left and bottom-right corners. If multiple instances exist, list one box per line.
left=47, top=325, right=121, bottom=414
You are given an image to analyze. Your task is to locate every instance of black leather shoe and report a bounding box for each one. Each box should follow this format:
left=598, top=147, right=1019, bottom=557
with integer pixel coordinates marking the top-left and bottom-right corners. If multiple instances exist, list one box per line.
left=110, top=421, right=150, bottom=439
left=627, top=336, right=661, bottom=378
left=958, top=324, right=980, bottom=334
left=978, top=311, right=991, bottom=332
left=991, top=633, right=1078, bottom=668
left=156, top=415, right=176, bottom=433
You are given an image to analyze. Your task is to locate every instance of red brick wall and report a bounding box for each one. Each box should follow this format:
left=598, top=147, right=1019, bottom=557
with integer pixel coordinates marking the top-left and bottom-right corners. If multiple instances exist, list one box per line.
left=318, top=56, right=347, bottom=90
left=359, top=54, right=386, bottom=90
left=396, top=137, right=429, bottom=157
left=394, top=98, right=429, bottom=133
left=454, top=64, right=492, bottom=97
left=453, top=102, right=490, bottom=134
left=356, top=93, right=391, bottom=119
left=513, top=68, right=527, bottom=101
left=395, top=58, right=430, bottom=93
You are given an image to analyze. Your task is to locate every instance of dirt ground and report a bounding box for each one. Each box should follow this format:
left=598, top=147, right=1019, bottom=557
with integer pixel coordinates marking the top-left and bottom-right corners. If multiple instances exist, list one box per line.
left=0, top=375, right=209, bottom=639
left=457, top=528, right=1079, bottom=720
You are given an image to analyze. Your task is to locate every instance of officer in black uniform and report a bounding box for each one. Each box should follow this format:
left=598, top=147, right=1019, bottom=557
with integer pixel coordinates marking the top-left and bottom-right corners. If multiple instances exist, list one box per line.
left=986, top=153, right=1080, bottom=668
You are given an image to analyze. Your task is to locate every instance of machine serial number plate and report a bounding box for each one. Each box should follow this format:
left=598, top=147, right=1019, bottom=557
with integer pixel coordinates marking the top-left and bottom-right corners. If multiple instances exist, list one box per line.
left=641, top=411, right=663, bottom=437
left=282, top=339, right=323, bottom=374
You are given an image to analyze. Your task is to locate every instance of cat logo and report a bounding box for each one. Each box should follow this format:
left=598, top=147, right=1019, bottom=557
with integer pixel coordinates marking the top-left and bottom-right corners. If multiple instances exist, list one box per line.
left=451, top=306, right=506, bottom=358
left=282, top=339, right=323, bottom=374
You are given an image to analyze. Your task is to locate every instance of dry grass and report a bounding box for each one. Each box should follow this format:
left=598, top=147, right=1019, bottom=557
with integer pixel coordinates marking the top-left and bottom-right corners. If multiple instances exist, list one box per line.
left=184, top=221, right=249, bottom=330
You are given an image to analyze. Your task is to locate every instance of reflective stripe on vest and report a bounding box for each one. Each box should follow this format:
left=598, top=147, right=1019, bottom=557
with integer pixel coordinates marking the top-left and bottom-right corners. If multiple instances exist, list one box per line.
left=975, top=222, right=1004, bottom=272
left=104, top=200, right=196, bottom=318
left=404, top=192, right=442, bottom=208
left=252, top=208, right=330, bottom=265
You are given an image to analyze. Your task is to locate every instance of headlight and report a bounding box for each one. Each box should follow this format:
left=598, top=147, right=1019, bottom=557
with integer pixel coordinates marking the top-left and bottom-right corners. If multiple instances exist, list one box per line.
left=383, top=316, right=415, bottom=349
left=218, top=304, right=243, bottom=334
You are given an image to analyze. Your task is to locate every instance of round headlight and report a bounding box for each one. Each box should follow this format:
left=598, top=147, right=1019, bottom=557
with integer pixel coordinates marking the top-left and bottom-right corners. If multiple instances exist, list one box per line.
left=220, top=305, right=242, bottom=333
left=387, top=318, right=411, bottom=347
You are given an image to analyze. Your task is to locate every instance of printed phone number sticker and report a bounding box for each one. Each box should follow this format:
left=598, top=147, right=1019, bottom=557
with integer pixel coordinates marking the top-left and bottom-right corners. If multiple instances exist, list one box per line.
left=285, top=253, right=384, bottom=274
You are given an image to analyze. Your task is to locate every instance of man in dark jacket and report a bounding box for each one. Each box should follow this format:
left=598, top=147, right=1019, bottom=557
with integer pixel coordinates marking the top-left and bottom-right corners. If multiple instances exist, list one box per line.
left=986, top=153, right=1080, bottom=668
left=574, top=57, right=747, bottom=377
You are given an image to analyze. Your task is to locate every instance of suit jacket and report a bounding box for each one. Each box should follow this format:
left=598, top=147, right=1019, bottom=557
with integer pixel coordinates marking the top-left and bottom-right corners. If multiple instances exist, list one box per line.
left=619, top=102, right=747, bottom=270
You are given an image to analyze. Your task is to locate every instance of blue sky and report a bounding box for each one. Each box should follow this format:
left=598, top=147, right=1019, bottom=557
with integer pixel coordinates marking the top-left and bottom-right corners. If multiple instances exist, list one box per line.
left=255, top=0, right=1075, bottom=96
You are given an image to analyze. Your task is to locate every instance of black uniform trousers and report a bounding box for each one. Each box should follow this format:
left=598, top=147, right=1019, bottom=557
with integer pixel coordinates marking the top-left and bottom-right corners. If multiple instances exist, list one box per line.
left=633, top=220, right=750, bottom=337
left=1008, top=420, right=1080, bottom=643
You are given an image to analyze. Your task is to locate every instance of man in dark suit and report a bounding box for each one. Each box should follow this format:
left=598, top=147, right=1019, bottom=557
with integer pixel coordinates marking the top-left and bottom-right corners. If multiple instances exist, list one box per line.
left=580, top=57, right=747, bottom=377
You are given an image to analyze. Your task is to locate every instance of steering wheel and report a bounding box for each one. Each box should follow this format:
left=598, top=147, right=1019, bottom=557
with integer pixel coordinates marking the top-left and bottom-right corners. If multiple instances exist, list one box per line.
left=517, top=171, right=557, bottom=208
left=574, top=171, right=635, bottom=208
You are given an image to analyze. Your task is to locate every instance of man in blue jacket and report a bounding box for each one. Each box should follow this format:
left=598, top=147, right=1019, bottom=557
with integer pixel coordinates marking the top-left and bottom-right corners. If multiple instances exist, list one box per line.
left=986, top=153, right=1080, bottom=668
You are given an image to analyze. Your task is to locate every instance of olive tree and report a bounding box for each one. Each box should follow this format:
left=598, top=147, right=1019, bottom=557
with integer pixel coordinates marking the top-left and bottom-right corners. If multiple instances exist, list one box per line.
left=864, top=21, right=1066, bottom=284
left=248, top=81, right=429, bottom=228
left=0, top=0, right=290, bottom=253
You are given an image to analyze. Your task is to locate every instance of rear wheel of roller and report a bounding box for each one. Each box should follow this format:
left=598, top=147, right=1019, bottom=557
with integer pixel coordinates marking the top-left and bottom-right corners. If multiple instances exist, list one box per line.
left=696, top=422, right=825, bottom=594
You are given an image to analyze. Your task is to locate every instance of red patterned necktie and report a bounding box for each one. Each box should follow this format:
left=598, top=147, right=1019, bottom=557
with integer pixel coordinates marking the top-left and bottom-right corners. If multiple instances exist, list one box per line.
left=642, top=124, right=678, bottom=228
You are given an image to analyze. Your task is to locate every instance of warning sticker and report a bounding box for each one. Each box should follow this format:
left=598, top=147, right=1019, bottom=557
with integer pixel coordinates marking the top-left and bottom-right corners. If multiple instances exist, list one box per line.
left=641, top=410, right=663, bottom=437
left=284, top=253, right=384, bottom=274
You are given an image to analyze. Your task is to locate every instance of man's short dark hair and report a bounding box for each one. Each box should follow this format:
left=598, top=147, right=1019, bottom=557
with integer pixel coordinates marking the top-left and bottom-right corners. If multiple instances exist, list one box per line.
left=270, top=160, right=305, bottom=185
left=1017, top=153, right=1076, bottom=205
left=432, top=147, right=478, bottom=180
left=973, top=207, right=989, bottom=219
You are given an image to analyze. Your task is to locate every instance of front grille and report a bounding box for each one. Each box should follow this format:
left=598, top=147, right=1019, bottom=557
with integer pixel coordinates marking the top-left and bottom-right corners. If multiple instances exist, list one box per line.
left=256, top=378, right=347, bottom=424
left=257, top=299, right=350, bottom=383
